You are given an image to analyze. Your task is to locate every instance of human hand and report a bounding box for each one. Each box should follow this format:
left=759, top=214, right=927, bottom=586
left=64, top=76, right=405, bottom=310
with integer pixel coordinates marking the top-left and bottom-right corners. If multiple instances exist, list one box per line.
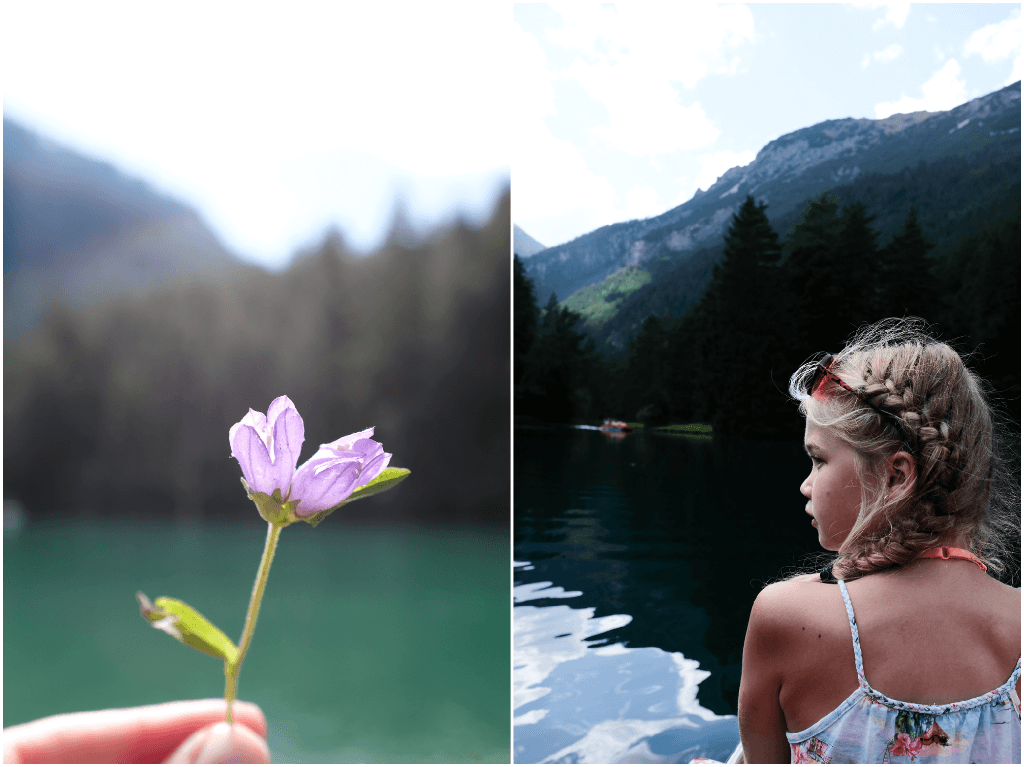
left=2, top=699, right=269, bottom=764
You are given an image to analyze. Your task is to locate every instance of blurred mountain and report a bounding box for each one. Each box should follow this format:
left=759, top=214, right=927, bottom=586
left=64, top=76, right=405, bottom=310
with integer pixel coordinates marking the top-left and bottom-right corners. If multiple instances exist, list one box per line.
left=513, top=224, right=545, bottom=257
left=4, top=117, right=245, bottom=332
left=522, top=81, right=1021, bottom=330
left=5, top=187, right=510, bottom=529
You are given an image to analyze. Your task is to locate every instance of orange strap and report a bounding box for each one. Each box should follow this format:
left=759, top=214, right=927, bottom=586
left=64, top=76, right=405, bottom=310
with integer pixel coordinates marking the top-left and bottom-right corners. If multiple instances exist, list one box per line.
left=915, top=546, right=987, bottom=572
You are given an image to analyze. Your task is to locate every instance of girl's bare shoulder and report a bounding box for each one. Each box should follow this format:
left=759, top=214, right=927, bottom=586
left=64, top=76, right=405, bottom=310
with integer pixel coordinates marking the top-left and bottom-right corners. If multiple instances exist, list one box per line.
left=749, top=574, right=845, bottom=636
left=992, top=577, right=1023, bottom=603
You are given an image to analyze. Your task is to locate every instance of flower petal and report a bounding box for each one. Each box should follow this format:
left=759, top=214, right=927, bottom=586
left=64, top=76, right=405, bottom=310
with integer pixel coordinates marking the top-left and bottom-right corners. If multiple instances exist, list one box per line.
left=350, top=438, right=384, bottom=461
left=291, top=454, right=362, bottom=517
left=230, top=423, right=274, bottom=494
left=322, top=428, right=375, bottom=453
left=269, top=403, right=304, bottom=495
left=266, top=396, right=296, bottom=428
left=241, top=408, right=269, bottom=441
left=357, top=451, right=391, bottom=488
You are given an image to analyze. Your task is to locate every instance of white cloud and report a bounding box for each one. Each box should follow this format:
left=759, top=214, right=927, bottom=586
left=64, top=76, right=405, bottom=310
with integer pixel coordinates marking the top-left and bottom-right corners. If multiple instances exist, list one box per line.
left=874, top=59, right=968, bottom=118
left=861, top=43, right=904, bottom=69
left=513, top=118, right=680, bottom=245
left=964, top=8, right=1022, bottom=86
left=513, top=118, right=618, bottom=247
left=571, top=58, right=720, bottom=155
left=513, top=20, right=558, bottom=124
left=874, top=44, right=904, bottom=64
left=513, top=4, right=761, bottom=243
left=544, top=4, right=755, bottom=156
left=851, top=1, right=911, bottom=30
left=622, top=185, right=664, bottom=222
left=2, top=2, right=510, bottom=264
left=513, top=17, right=620, bottom=245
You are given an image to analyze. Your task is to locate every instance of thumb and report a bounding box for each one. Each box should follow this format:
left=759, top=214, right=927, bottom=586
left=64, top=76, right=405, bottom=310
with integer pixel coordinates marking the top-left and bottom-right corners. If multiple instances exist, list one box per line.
left=165, top=721, right=270, bottom=764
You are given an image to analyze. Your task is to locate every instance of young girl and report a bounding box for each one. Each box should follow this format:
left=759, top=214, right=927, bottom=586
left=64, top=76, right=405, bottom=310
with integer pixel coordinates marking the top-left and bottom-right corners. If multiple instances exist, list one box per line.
left=736, top=319, right=1020, bottom=763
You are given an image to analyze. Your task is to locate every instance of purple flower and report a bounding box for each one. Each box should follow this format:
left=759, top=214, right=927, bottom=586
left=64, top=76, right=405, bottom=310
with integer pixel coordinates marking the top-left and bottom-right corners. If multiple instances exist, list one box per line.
left=229, top=396, right=305, bottom=499
left=229, top=397, right=391, bottom=519
left=290, top=428, right=391, bottom=517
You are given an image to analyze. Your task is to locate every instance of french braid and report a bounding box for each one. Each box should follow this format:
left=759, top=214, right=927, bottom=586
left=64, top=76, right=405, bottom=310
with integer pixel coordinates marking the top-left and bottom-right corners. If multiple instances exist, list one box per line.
left=788, top=318, right=1018, bottom=582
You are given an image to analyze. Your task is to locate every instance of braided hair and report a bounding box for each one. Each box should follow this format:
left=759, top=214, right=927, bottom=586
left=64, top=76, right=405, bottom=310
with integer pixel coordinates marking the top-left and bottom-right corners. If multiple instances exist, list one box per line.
left=789, top=318, right=1019, bottom=582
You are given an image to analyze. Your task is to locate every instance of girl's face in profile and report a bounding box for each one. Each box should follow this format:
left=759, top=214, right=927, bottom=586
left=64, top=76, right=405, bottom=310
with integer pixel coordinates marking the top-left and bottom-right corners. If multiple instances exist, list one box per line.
left=800, top=420, right=865, bottom=551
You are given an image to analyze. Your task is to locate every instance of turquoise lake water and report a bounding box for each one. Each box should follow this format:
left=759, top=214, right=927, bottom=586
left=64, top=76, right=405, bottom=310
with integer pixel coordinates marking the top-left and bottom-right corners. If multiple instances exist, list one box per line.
left=4, top=520, right=509, bottom=763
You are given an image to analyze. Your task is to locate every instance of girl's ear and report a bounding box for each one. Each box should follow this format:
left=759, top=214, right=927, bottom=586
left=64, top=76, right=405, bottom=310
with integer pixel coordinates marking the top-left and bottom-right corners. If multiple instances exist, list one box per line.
left=886, top=451, right=917, bottom=499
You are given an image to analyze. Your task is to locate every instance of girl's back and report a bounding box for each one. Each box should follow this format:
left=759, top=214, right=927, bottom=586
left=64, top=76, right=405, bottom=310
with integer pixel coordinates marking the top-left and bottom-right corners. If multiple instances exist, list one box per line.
left=778, top=560, right=1021, bottom=736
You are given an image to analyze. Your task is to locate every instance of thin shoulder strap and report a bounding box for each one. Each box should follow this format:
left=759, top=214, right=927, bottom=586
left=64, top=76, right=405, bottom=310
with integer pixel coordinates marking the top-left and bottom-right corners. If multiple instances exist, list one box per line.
left=838, top=580, right=868, bottom=689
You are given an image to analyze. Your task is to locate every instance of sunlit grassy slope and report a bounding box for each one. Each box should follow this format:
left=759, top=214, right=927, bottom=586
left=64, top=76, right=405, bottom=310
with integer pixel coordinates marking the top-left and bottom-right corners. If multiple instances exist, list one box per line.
left=560, top=265, right=651, bottom=328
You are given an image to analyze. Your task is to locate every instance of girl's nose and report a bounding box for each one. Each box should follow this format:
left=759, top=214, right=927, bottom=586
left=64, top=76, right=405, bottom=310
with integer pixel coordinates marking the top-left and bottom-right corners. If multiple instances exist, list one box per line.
left=800, top=472, right=812, bottom=499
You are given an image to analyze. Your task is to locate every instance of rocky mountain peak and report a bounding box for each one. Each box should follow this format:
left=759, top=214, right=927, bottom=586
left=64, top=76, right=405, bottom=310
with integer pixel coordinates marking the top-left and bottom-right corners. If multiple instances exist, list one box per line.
left=520, top=82, right=1020, bottom=307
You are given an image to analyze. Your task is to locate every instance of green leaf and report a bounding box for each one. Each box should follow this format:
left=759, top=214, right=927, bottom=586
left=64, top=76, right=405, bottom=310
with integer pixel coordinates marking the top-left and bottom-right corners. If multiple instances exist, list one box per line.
left=346, top=467, right=411, bottom=502
left=136, top=592, right=238, bottom=665
left=304, top=468, right=410, bottom=528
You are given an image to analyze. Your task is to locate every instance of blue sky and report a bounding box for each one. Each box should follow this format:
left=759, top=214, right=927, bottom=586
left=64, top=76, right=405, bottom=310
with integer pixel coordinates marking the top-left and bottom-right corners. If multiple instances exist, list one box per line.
left=4, top=2, right=510, bottom=269
left=514, top=3, right=1021, bottom=249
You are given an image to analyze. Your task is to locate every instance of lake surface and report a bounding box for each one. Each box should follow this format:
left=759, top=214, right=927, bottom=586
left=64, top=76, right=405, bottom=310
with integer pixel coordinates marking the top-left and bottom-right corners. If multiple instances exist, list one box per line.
left=5, top=520, right=509, bottom=763
left=513, top=424, right=823, bottom=763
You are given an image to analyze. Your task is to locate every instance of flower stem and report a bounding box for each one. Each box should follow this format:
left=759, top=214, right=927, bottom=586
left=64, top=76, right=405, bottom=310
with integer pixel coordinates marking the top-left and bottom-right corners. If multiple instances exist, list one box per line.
left=224, top=521, right=284, bottom=723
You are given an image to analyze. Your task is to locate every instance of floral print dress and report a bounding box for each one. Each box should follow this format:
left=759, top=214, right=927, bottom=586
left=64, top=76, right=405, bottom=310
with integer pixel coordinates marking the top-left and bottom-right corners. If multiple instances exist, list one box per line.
left=786, top=581, right=1021, bottom=764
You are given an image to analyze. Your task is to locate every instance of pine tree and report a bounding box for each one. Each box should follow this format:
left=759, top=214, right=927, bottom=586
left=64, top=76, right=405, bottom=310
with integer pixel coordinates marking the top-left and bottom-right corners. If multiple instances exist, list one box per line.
left=836, top=202, right=881, bottom=325
left=941, top=214, right=1021, bottom=408
left=523, top=294, right=592, bottom=422
left=513, top=256, right=539, bottom=388
left=627, top=315, right=673, bottom=424
left=878, top=207, right=939, bottom=322
left=784, top=191, right=846, bottom=354
left=695, top=196, right=790, bottom=435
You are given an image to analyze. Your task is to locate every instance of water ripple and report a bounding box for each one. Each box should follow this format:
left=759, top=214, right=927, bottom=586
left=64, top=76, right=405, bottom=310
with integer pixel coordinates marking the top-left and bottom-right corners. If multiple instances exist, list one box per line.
left=514, top=563, right=740, bottom=764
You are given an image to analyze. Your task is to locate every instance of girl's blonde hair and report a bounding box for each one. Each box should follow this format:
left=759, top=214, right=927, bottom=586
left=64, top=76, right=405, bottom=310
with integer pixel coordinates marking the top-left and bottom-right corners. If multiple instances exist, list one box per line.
left=789, top=318, right=1019, bottom=582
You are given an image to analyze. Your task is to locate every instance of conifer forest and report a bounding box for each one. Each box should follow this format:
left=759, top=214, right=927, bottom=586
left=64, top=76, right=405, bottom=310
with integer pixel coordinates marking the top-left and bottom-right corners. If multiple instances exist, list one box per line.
left=514, top=193, right=1020, bottom=440
left=5, top=193, right=511, bottom=526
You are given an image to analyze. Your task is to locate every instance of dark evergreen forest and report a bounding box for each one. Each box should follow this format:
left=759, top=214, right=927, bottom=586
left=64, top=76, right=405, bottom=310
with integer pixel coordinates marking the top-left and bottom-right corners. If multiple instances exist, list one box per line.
left=5, top=192, right=510, bottom=528
left=515, top=192, right=1020, bottom=440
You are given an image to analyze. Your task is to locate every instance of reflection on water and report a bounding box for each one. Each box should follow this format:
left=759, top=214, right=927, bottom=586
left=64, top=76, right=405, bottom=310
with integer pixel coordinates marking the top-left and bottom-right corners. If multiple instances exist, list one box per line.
left=513, top=424, right=822, bottom=763
left=514, top=425, right=821, bottom=722
left=514, top=562, right=739, bottom=764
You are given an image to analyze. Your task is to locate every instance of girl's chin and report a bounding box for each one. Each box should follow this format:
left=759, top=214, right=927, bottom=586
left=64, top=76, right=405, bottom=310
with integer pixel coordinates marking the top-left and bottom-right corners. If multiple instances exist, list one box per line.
left=819, top=537, right=841, bottom=552
left=815, top=527, right=841, bottom=552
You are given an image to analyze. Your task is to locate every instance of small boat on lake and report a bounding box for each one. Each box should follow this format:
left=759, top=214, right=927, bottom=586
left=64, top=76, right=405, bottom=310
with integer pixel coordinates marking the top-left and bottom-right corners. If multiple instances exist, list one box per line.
left=599, top=419, right=633, bottom=433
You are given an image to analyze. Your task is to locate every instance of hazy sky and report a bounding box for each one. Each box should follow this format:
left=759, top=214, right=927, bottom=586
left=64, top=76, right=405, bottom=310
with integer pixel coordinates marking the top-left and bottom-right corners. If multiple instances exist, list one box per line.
left=4, top=2, right=510, bottom=268
left=514, top=2, right=1021, bottom=249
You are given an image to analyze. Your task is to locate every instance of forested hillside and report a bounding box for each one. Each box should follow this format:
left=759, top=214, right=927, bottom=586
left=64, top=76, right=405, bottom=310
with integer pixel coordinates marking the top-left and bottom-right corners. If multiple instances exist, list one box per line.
left=515, top=193, right=1019, bottom=439
left=4, top=118, right=244, bottom=332
left=578, top=140, right=1020, bottom=352
left=5, top=191, right=510, bottom=528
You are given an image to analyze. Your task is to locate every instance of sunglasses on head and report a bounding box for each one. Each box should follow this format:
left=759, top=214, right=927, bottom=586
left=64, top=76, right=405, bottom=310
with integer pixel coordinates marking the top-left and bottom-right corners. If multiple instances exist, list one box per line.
left=810, top=354, right=909, bottom=441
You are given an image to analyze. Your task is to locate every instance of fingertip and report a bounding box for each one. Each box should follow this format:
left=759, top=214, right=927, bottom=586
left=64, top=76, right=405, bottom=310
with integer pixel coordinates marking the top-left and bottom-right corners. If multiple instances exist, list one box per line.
left=4, top=739, right=22, bottom=764
left=232, top=701, right=268, bottom=739
left=165, top=722, right=270, bottom=764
